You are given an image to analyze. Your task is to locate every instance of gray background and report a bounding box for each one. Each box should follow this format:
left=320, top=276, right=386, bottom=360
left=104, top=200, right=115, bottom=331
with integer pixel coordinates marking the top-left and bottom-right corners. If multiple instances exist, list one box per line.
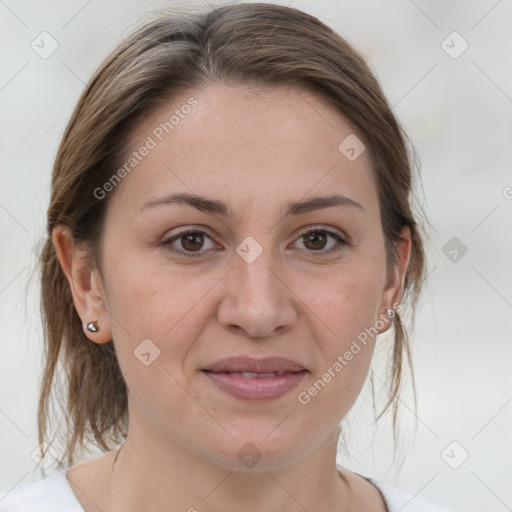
left=1, top=1, right=511, bottom=511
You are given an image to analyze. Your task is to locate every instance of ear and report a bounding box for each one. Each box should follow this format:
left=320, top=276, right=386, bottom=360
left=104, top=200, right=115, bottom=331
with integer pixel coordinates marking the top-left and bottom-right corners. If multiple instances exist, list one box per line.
left=377, top=225, right=412, bottom=333
left=52, top=225, right=113, bottom=344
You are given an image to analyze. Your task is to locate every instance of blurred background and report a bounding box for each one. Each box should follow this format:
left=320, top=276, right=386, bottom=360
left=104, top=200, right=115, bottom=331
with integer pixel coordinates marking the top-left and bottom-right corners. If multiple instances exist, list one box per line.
left=1, top=1, right=511, bottom=510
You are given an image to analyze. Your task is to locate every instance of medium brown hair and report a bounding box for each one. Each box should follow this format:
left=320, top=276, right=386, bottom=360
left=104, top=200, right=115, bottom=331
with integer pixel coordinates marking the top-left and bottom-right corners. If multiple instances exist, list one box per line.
left=37, top=1, right=427, bottom=470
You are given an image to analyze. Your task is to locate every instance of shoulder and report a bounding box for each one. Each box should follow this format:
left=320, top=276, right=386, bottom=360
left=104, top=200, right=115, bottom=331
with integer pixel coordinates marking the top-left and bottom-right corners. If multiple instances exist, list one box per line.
left=0, top=470, right=83, bottom=511
left=369, top=478, right=453, bottom=512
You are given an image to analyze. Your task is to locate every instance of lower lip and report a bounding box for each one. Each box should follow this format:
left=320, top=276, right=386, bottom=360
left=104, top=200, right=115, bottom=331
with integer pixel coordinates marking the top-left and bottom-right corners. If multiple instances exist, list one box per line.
left=202, top=370, right=307, bottom=400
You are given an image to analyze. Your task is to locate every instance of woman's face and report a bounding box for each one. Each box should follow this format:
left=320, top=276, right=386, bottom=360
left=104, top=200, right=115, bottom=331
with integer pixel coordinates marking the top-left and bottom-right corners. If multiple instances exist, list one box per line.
left=75, top=83, right=409, bottom=469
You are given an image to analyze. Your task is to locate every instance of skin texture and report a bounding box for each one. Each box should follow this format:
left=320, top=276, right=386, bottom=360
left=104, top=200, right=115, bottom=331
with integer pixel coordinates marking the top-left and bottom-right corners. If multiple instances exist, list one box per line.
left=54, top=83, right=411, bottom=512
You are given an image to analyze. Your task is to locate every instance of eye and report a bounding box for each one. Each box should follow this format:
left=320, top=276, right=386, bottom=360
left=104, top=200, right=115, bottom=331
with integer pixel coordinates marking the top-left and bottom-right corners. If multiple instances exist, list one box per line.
left=292, top=227, right=349, bottom=255
left=162, top=229, right=219, bottom=258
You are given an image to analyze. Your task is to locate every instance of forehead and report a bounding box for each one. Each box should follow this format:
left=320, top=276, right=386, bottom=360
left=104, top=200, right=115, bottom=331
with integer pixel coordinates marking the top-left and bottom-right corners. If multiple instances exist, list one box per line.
left=107, top=82, right=379, bottom=222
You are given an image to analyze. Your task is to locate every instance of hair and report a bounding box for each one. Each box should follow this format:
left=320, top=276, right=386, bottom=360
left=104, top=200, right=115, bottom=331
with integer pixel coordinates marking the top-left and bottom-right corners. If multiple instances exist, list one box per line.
left=37, top=1, right=427, bottom=471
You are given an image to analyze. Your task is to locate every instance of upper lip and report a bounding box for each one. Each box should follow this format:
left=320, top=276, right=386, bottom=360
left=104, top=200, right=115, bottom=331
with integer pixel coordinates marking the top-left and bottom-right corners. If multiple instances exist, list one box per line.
left=203, top=356, right=307, bottom=373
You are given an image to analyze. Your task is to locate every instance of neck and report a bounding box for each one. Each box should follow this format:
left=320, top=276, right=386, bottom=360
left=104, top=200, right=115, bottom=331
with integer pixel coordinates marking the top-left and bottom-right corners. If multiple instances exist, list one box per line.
left=107, top=423, right=353, bottom=512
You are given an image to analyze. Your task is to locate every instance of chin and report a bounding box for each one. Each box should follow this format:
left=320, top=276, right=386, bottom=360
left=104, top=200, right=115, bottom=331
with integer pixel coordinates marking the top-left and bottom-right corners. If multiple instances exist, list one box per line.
left=199, top=433, right=304, bottom=473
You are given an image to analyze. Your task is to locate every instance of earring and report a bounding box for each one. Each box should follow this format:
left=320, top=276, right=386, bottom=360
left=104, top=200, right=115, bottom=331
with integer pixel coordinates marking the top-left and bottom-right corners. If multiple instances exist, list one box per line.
left=377, top=308, right=395, bottom=335
left=86, top=321, right=99, bottom=333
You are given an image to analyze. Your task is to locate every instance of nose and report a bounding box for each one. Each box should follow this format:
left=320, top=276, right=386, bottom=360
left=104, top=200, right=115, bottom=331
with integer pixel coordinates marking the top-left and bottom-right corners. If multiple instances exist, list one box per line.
left=217, top=250, right=297, bottom=338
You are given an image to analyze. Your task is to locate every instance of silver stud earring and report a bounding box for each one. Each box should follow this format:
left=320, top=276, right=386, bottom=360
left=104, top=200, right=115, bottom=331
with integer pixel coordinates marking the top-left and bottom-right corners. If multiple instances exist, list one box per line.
left=386, top=308, right=395, bottom=320
left=86, top=321, right=99, bottom=333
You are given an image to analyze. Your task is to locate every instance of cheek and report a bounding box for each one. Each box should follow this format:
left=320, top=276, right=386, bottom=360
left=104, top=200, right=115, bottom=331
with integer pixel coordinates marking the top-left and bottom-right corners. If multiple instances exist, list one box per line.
left=104, top=251, right=199, bottom=331
left=103, top=253, right=218, bottom=372
left=104, top=259, right=209, bottom=416
left=295, top=276, right=379, bottom=421
left=303, top=260, right=383, bottom=389
left=317, top=260, right=383, bottom=340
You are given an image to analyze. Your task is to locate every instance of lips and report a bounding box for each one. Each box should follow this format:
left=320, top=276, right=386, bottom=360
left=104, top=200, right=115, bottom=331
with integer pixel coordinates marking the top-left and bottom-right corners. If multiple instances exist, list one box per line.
left=201, top=357, right=308, bottom=400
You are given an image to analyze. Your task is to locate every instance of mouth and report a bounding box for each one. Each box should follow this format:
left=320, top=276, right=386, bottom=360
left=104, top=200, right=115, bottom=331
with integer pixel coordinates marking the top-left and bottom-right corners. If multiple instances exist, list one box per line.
left=201, top=368, right=308, bottom=400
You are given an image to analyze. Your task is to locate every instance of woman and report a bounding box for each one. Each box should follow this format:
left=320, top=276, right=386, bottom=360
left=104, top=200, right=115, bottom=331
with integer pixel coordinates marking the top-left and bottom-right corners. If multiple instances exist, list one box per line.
left=1, top=3, right=451, bottom=511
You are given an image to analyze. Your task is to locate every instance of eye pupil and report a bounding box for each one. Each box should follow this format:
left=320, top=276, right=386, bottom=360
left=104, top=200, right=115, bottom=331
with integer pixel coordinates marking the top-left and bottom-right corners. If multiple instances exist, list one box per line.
left=304, top=231, right=326, bottom=250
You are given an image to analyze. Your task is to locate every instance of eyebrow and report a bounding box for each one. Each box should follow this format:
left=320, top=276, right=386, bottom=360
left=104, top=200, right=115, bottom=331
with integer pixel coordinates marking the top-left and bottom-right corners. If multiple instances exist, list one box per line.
left=140, top=192, right=365, bottom=218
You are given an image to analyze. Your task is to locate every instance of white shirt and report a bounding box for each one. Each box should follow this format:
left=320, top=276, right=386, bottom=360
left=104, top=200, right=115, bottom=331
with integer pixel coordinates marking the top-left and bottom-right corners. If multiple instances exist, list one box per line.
left=0, top=468, right=452, bottom=511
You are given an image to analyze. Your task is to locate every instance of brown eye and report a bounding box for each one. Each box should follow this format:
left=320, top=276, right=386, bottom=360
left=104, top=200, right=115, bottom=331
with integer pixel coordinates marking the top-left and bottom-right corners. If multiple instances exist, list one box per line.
left=163, top=230, right=218, bottom=258
left=303, top=231, right=328, bottom=250
left=180, top=232, right=204, bottom=252
left=294, top=228, right=348, bottom=255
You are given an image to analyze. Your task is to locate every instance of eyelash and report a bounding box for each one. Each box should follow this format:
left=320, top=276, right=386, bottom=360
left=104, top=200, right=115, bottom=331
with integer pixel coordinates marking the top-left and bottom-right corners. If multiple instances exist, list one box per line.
left=161, top=227, right=349, bottom=258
